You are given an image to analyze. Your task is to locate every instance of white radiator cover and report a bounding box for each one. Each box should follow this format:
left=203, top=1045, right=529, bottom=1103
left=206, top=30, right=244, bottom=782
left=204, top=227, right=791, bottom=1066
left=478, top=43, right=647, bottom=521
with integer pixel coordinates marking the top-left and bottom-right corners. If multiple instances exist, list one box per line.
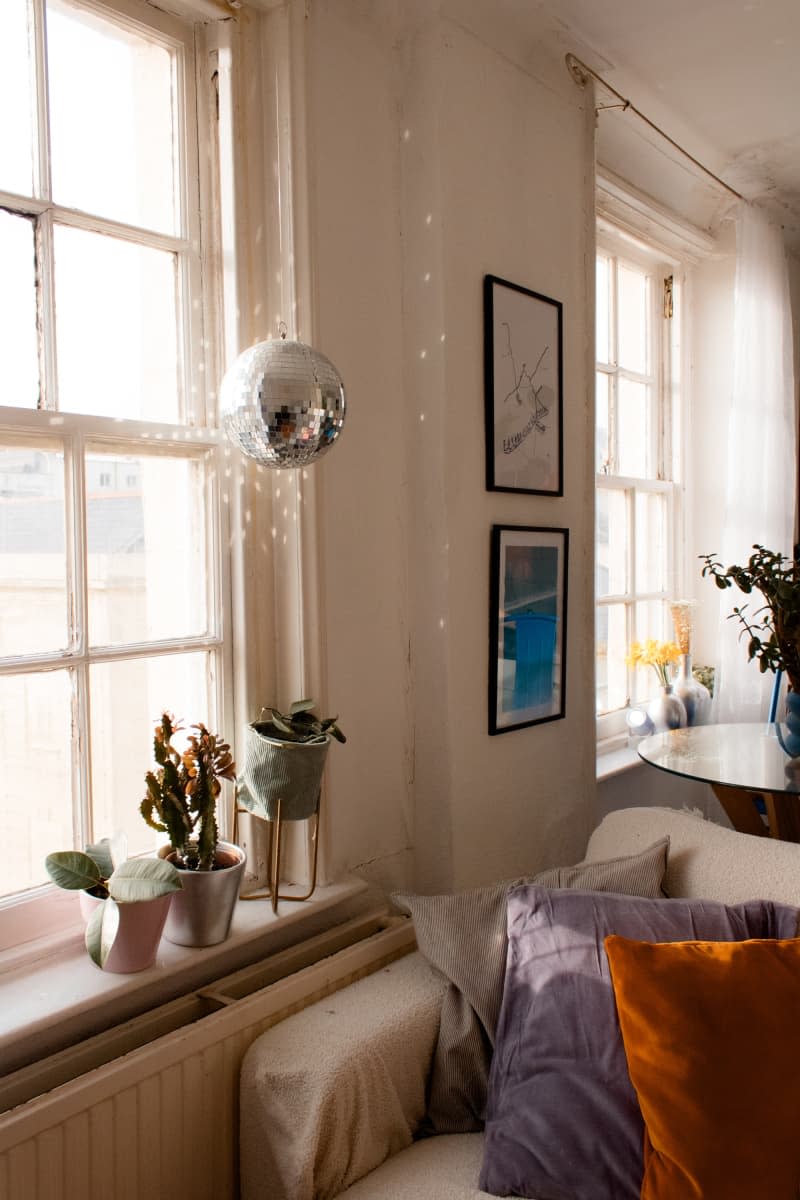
left=0, top=913, right=414, bottom=1200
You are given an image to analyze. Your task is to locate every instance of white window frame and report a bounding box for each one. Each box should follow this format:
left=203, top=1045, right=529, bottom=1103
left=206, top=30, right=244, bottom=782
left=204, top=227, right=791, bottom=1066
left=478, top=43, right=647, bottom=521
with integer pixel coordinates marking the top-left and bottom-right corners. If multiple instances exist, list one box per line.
left=595, top=222, right=683, bottom=746
left=0, top=0, right=234, bottom=949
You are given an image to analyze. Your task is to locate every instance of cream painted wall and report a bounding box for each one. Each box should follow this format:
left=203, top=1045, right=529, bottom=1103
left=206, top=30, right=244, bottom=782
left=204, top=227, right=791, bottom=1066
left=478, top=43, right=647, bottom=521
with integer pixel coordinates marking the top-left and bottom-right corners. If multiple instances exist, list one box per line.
left=302, top=2, right=597, bottom=894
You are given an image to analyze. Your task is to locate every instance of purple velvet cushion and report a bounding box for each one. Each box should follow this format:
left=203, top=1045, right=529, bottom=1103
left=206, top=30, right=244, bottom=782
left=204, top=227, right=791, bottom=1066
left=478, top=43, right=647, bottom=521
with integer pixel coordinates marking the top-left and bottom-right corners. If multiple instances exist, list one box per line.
left=479, top=885, right=800, bottom=1200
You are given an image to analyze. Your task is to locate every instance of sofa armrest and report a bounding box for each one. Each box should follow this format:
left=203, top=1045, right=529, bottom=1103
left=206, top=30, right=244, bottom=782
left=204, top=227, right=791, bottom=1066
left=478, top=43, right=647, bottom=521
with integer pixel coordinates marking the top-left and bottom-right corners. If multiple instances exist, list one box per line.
left=240, top=949, right=445, bottom=1200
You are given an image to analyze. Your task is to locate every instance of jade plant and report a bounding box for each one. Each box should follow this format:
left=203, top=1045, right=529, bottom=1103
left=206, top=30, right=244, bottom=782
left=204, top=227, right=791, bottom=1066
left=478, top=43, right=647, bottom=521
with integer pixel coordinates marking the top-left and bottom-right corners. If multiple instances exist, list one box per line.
left=140, top=712, right=237, bottom=871
left=45, top=837, right=182, bottom=968
left=261, top=699, right=347, bottom=744
left=701, top=545, right=800, bottom=691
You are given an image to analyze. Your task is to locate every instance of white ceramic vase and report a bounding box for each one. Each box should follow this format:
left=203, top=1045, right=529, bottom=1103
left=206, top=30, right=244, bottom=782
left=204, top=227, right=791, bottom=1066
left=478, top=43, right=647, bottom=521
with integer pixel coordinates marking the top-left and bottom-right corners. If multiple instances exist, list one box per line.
left=646, top=685, right=687, bottom=733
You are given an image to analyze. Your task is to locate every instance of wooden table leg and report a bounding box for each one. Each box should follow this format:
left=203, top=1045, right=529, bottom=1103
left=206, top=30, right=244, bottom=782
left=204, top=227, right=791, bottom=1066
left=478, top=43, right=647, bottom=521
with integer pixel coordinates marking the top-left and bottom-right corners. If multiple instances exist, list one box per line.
left=711, top=784, right=768, bottom=838
left=760, top=791, right=800, bottom=843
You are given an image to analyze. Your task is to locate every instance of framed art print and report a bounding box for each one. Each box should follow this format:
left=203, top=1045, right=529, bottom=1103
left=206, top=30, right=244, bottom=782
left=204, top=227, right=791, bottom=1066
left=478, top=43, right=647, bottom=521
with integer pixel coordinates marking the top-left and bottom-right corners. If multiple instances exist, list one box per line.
left=484, top=274, right=563, bottom=495
left=489, top=524, right=568, bottom=734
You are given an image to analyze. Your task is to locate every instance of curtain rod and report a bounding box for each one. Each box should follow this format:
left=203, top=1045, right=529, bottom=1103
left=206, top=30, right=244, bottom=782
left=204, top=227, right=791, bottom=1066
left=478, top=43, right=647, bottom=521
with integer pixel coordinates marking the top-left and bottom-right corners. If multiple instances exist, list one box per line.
left=565, top=52, right=744, bottom=204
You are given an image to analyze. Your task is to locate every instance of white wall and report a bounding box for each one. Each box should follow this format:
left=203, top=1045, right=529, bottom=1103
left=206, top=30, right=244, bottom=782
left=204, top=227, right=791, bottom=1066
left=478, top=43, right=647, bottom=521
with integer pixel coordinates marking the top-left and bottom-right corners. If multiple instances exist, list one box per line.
left=303, top=2, right=597, bottom=894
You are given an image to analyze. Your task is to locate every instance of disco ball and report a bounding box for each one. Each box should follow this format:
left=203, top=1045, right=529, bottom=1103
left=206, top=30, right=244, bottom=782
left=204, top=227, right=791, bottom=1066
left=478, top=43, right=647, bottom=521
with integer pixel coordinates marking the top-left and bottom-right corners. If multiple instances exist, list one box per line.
left=220, top=337, right=346, bottom=468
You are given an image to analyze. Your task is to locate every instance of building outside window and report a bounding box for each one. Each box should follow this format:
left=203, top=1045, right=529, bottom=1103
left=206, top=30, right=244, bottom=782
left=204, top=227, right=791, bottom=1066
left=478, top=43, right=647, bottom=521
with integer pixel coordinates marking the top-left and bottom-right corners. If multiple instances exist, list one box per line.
left=0, top=0, right=231, bottom=909
left=595, top=227, right=682, bottom=741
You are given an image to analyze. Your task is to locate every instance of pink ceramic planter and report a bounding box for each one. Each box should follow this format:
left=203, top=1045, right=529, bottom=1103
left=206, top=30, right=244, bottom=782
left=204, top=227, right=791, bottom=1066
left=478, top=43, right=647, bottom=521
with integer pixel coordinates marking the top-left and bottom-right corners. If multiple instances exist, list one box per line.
left=79, top=891, right=173, bottom=973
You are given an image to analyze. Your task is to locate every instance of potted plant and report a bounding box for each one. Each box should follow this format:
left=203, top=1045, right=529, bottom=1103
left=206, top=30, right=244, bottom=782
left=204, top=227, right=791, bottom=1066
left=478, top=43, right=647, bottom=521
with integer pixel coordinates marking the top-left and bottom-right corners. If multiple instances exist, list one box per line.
left=236, top=699, right=346, bottom=823
left=45, top=839, right=182, bottom=973
left=701, top=544, right=800, bottom=750
left=140, top=712, right=245, bottom=946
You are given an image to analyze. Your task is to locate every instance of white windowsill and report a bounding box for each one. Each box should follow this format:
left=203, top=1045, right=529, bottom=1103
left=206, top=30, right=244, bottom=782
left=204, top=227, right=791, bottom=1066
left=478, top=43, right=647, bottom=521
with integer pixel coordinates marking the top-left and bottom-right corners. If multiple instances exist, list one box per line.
left=0, top=876, right=370, bottom=1079
left=597, top=741, right=647, bottom=781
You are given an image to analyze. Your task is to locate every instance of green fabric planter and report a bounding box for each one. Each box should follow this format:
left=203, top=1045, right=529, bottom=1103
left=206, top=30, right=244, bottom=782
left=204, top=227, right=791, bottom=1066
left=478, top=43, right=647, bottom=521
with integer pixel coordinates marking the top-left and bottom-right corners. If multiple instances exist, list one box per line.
left=236, top=721, right=329, bottom=822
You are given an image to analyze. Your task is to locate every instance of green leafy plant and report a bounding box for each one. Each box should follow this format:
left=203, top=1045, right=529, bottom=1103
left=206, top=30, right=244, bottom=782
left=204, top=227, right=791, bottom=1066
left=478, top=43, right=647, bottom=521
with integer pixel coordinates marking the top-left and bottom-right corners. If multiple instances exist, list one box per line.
left=701, top=545, right=800, bottom=691
left=45, top=838, right=182, bottom=968
left=140, top=712, right=237, bottom=871
left=261, top=699, right=346, bottom=744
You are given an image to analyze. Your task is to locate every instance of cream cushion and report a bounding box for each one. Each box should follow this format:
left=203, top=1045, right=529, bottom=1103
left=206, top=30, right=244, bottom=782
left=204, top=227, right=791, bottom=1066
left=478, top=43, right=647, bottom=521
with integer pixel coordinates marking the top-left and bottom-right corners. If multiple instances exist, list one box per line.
left=339, top=1134, right=489, bottom=1199
left=586, top=805, right=800, bottom=908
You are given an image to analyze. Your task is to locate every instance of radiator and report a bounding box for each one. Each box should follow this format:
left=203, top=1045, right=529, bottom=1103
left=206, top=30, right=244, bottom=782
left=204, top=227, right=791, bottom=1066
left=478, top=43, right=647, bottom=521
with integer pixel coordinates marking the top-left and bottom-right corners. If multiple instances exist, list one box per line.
left=0, top=911, right=414, bottom=1200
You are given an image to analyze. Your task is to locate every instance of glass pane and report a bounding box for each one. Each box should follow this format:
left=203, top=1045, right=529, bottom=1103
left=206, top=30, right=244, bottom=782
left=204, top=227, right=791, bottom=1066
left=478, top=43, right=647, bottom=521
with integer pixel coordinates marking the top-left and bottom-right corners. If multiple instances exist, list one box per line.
left=90, top=652, right=217, bottom=856
left=596, top=371, right=610, bottom=473
left=0, top=670, right=73, bottom=897
left=46, top=0, right=178, bottom=234
left=635, top=492, right=667, bottom=594
left=86, top=450, right=209, bottom=646
left=596, top=603, right=627, bottom=715
left=596, top=488, right=628, bottom=598
left=1, top=0, right=36, bottom=197
left=618, top=263, right=648, bottom=374
left=633, top=600, right=670, bottom=704
left=54, top=225, right=180, bottom=421
left=0, top=211, right=40, bottom=409
left=0, top=442, right=68, bottom=656
left=596, top=255, right=610, bottom=364
left=617, top=378, right=651, bottom=478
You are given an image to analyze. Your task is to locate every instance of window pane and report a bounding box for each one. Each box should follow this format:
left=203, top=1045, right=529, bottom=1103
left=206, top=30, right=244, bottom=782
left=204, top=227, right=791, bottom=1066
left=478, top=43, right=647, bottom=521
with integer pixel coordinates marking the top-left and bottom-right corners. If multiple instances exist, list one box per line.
left=46, top=0, right=178, bottom=234
left=617, top=378, right=652, bottom=477
left=596, top=603, right=627, bottom=715
left=86, top=449, right=209, bottom=646
left=90, top=652, right=216, bottom=856
left=0, top=211, right=40, bottom=409
left=635, top=492, right=667, bottom=593
left=1, top=670, right=73, bottom=897
left=54, top=225, right=180, bottom=421
left=596, top=488, right=628, bottom=598
left=618, top=263, right=648, bottom=374
left=596, top=371, right=610, bottom=473
left=0, top=443, right=68, bottom=656
left=1, top=0, right=36, bottom=197
left=596, top=255, right=610, bottom=364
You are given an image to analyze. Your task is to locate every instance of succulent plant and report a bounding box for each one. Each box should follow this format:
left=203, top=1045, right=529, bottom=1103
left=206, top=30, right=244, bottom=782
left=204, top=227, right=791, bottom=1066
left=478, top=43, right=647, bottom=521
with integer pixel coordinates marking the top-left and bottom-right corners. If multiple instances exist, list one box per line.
left=139, top=712, right=237, bottom=871
left=259, top=699, right=346, bottom=744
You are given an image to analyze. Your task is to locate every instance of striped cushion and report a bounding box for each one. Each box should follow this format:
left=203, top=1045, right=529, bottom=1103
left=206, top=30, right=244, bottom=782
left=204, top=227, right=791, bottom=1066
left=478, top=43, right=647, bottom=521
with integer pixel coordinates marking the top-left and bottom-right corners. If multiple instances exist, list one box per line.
left=392, top=836, right=669, bottom=1133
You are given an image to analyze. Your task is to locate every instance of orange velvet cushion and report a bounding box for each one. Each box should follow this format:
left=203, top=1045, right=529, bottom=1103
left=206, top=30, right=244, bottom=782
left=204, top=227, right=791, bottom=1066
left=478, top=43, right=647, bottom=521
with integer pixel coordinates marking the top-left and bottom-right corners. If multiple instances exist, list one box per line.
left=605, top=935, right=800, bottom=1200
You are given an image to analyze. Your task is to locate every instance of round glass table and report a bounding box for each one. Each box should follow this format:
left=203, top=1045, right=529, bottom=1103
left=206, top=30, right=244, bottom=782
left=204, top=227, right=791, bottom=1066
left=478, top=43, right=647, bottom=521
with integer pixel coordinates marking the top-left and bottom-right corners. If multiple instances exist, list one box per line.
left=637, top=722, right=800, bottom=842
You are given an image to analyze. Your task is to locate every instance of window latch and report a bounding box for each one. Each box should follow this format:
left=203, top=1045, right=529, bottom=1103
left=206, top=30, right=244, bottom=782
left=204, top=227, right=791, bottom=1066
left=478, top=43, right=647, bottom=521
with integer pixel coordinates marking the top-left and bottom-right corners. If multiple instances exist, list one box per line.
left=663, top=275, right=674, bottom=319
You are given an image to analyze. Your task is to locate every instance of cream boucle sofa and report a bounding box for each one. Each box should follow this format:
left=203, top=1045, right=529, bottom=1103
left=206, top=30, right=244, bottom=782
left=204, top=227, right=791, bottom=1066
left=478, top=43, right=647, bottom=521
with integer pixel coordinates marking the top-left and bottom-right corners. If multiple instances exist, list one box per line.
left=240, top=806, right=800, bottom=1200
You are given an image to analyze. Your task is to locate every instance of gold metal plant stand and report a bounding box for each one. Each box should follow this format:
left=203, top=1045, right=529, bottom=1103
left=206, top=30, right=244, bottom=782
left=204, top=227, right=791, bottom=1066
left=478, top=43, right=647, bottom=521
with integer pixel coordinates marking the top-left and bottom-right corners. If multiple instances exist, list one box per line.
left=235, top=792, right=322, bottom=913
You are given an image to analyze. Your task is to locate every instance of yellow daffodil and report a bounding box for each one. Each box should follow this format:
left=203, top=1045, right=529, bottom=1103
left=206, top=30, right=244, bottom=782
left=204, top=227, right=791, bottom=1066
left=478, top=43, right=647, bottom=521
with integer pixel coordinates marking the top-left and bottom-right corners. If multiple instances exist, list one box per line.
left=626, top=638, right=680, bottom=688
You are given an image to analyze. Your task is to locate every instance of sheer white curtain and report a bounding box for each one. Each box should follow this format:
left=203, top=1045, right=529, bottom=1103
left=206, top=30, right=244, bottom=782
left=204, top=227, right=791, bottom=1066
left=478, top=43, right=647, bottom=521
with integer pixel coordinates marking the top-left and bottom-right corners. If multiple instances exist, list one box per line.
left=715, top=202, right=797, bottom=722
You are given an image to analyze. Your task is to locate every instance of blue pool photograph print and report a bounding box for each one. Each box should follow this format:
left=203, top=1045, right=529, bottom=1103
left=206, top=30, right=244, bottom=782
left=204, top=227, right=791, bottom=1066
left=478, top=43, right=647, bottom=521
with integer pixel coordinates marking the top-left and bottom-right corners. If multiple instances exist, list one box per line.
left=489, top=525, right=568, bottom=734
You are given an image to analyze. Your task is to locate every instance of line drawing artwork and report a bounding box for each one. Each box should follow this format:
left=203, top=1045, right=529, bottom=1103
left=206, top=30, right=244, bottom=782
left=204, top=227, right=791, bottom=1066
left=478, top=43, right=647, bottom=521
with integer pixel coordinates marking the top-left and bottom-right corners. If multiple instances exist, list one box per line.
left=484, top=275, right=563, bottom=495
left=500, top=321, right=550, bottom=459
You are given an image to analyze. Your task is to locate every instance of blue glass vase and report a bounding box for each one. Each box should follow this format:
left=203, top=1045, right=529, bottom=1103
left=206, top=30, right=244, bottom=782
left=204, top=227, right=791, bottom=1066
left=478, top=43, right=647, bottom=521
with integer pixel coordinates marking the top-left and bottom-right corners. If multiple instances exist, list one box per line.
left=777, top=690, right=800, bottom=758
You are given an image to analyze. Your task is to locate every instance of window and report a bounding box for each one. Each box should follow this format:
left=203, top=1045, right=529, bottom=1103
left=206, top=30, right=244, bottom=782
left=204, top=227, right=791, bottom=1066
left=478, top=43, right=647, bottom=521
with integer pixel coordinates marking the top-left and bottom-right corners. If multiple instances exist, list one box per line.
left=595, top=230, right=682, bottom=737
left=0, top=0, right=230, bottom=905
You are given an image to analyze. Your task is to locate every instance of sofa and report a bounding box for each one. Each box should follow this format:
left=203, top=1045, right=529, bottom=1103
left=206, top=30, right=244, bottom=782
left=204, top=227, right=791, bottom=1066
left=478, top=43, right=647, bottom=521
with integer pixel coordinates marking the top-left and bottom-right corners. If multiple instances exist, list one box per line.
left=240, top=806, right=800, bottom=1199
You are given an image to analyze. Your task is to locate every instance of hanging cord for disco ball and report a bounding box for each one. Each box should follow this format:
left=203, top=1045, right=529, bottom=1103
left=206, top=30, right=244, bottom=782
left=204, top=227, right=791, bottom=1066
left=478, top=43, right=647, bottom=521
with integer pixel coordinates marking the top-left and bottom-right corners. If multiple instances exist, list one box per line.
left=220, top=328, right=346, bottom=468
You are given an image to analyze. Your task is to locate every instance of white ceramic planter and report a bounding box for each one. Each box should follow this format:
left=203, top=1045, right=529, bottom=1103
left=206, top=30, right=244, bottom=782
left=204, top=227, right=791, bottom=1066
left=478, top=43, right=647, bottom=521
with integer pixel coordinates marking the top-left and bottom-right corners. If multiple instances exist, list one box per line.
left=158, top=841, right=246, bottom=947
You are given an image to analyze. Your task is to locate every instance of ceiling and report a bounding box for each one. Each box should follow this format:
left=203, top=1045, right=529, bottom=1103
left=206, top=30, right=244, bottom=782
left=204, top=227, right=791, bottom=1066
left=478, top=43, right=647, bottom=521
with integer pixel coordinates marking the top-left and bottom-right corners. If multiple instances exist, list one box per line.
left=529, top=0, right=800, bottom=252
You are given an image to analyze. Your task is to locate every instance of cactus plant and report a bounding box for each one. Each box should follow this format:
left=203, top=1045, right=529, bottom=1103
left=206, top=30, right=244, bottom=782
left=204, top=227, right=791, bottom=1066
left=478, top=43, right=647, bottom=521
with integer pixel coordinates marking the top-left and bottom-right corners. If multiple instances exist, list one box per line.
left=140, top=712, right=237, bottom=871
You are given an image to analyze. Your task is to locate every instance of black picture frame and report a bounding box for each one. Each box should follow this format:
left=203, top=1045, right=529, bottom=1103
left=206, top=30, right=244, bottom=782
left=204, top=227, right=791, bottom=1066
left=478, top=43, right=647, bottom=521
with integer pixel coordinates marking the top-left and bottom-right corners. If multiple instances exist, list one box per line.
left=489, top=524, right=568, bottom=734
left=484, top=274, right=563, bottom=495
